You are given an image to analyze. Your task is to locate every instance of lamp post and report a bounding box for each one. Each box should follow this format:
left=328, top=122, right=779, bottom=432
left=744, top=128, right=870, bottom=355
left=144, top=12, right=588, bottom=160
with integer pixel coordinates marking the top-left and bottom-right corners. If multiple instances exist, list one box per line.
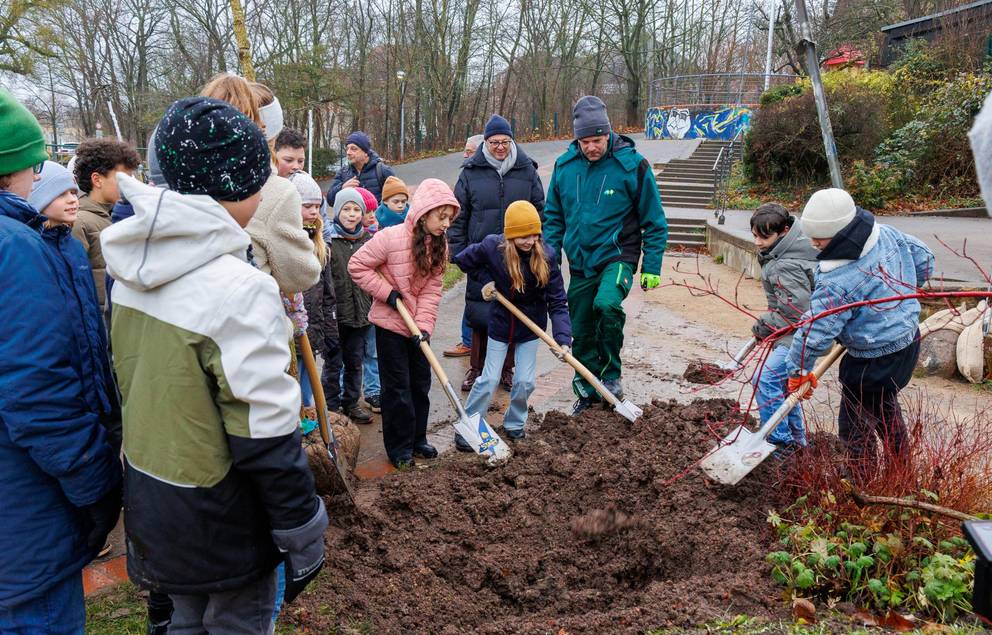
left=396, top=70, right=407, bottom=161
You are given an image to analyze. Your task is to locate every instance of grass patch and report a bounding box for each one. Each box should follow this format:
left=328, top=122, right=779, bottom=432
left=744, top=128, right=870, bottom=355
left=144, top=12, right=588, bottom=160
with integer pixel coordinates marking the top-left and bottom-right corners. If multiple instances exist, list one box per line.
left=85, top=582, right=145, bottom=634
left=442, top=263, right=464, bottom=291
left=648, top=613, right=987, bottom=634
left=974, top=380, right=992, bottom=393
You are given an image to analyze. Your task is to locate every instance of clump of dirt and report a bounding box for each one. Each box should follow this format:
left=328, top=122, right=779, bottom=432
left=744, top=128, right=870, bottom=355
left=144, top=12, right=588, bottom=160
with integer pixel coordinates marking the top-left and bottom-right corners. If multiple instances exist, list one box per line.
left=682, top=360, right=733, bottom=385
left=291, top=399, right=786, bottom=634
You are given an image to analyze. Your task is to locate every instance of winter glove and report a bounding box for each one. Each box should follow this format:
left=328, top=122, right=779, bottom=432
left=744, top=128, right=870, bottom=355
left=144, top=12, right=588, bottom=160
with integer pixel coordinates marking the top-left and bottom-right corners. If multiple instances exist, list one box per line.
left=554, top=345, right=571, bottom=362
left=751, top=319, right=773, bottom=341
left=787, top=372, right=818, bottom=401
left=273, top=498, right=329, bottom=605
left=386, top=290, right=402, bottom=309
left=410, top=332, right=430, bottom=346
left=640, top=273, right=661, bottom=291
left=481, top=282, right=497, bottom=301
left=81, top=480, right=123, bottom=553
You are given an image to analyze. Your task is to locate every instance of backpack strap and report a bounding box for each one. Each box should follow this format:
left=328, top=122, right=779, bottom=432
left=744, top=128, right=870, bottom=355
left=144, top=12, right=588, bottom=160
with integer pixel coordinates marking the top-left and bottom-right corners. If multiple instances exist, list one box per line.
left=375, top=161, right=386, bottom=188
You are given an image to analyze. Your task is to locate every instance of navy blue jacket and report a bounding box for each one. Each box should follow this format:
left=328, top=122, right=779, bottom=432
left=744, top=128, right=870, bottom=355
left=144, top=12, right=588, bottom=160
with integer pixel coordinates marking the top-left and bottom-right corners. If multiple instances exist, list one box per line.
left=326, top=151, right=395, bottom=205
left=449, top=147, right=545, bottom=330
left=0, top=191, right=122, bottom=608
left=453, top=234, right=571, bottom=346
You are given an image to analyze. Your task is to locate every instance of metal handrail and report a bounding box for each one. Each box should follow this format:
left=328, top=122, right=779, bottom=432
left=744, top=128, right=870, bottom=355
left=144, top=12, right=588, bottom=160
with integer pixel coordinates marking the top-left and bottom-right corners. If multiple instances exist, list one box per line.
left=711, top=147, right=725, bottom=172
left=711, top=129, right=745, bottom=224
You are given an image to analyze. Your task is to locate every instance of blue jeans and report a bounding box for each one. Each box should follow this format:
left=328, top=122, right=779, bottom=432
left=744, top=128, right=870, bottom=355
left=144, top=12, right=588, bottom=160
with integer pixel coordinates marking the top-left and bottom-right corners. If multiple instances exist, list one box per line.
left=465, top=338, right=539, bottom=432
left=298, top=355, right=313, bottom=408
left=0, top=573, right=84, bottom=634
left=363, top=327, right=380, bottom=398
left=460, top=313, right=471, bottom=348
left=272, top=564, right=285, bottom=623
left=752, top=345, right=806, bottom=446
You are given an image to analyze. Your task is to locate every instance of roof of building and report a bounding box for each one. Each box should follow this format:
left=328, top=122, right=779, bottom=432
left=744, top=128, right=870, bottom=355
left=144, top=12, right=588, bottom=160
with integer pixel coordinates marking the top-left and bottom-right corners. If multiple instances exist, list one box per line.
left=881, top=0, right=992, bottom=33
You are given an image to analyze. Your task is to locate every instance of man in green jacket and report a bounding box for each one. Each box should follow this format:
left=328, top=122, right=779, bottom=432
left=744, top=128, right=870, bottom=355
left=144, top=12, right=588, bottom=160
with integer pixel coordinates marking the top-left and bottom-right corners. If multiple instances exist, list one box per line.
left=544, top=96, right=668, bottom=414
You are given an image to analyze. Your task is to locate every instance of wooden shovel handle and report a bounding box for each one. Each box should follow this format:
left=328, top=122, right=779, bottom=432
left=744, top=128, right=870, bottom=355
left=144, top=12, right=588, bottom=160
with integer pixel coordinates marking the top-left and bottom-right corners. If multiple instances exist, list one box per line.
left=297, top=333, right=330, bottom=447
left=394, top=298, right=451, bottom=385
left=486, top=286, right=618, bottom=407
left=786, top=343, right=845, bottom=408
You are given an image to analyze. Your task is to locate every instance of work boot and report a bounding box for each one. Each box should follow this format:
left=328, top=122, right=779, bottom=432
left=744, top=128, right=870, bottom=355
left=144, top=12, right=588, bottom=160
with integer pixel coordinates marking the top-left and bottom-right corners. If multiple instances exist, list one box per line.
left=601, top=378, right=624, bottom=400
left=571, top=398, right=596, bottom=416
left=391, top=455, right=416, bottom=470
left=443, top=342, right=471, bottom=358
left=454, top=433, right=474, bottom=453
left=500, top=369, right=514, bottom=392
left=365, top=394, right=382, bottom=413
left=461, top=368, right=480, bottom=392
left=413, top=440, right=438, bottom=459
left=504, top=428, right=525, bottom=441
left=346, top=403, right=373, bottom=424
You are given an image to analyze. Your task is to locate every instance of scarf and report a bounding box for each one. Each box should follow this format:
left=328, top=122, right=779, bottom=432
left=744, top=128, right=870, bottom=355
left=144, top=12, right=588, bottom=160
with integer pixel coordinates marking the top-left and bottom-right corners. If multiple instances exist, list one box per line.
left=482, top=140, right=518, bottom=177
left=333, top=217, right=365, bottom=240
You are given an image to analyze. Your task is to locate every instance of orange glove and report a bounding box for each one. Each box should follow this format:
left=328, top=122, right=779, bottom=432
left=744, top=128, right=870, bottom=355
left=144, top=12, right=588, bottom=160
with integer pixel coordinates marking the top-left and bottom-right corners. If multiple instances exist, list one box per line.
left=787, top=373, right=818, bottom=400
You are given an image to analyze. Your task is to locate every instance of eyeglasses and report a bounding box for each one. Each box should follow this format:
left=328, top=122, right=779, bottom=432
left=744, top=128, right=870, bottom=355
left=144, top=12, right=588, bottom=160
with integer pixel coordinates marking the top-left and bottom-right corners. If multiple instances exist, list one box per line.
left=487, top=140, right=511, bottom=148
left=33, top=162, right=45, bottom=174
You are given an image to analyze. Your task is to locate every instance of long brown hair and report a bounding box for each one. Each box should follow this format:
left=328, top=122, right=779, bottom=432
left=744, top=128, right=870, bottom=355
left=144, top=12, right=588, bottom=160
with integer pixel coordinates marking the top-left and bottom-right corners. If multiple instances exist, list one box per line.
left=304, top=214, right=328, bottom=266
left=503, top=238, right=550, bottom=293
left=413, top=208, right=451, bottom=279
left=200, top=73, right=260, bottom=124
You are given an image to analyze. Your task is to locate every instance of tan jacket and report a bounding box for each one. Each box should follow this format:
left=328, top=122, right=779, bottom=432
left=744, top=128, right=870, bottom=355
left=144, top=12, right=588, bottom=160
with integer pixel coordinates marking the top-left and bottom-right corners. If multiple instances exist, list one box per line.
left=246, top=174, right=321, bottom=294
left=72, top=195, right=113, bottom=308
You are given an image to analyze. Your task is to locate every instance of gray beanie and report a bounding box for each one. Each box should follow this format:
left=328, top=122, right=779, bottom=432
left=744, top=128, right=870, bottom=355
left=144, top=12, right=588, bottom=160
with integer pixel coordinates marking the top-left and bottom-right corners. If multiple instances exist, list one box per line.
left=29, top=161, right=77, bottom=213
left=288, top=171, right=323, bottom=204
left=333, top=187, right=367, bottom=217
left=573, top=95, right=611, bottom=139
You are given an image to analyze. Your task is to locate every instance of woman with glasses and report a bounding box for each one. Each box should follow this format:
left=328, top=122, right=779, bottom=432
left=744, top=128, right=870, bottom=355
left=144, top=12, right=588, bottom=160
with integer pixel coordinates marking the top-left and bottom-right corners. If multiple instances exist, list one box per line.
left=447, top=114, right=546, bottom=451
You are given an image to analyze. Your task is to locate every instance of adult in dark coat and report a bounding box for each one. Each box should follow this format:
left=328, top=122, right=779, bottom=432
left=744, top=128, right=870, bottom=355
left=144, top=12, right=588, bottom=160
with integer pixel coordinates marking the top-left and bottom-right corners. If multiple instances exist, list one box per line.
left=449, top=114, right=545, bottom=392
left=326, top=131, right=395, bottom=205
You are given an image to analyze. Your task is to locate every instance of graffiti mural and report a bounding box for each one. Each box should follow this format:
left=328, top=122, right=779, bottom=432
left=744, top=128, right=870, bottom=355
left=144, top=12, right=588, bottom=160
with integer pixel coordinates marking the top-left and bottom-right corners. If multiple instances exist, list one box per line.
left=645, top=105, right=752, bottom=140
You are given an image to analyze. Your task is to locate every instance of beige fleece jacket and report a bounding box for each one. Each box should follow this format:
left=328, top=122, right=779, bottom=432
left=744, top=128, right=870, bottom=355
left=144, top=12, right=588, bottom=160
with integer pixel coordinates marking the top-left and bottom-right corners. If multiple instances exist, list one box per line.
left=246, top=174, right=321, bottom=294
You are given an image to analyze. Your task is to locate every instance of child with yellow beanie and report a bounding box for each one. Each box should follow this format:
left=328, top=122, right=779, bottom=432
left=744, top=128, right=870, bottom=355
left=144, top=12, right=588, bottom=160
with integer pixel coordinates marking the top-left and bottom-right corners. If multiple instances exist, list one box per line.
left=451, top=200, right=571, bottom=443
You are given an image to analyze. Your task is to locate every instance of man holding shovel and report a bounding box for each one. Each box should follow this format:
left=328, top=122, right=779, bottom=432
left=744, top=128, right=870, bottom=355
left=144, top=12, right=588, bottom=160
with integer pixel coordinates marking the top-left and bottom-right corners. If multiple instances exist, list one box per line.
left=544, top=96, right=668, bottom=414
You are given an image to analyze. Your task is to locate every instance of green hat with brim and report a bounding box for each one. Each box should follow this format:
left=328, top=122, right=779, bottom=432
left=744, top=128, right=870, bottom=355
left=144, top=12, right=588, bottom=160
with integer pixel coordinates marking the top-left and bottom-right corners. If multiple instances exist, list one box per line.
left=0, top=89, right=48, bottom=176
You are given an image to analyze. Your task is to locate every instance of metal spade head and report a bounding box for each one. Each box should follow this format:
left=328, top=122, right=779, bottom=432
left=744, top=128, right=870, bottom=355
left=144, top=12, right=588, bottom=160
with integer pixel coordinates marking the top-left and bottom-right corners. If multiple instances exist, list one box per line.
left=614, top=399, right=643, bottom=423
left=698, top=425, right=777, bottom=485
left=453, top=412, right=512, bottom=464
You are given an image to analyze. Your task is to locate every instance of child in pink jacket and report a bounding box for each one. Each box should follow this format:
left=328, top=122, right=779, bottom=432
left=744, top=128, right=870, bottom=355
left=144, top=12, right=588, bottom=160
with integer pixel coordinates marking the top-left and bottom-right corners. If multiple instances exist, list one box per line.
left=349, top=178, right=459, bottom=468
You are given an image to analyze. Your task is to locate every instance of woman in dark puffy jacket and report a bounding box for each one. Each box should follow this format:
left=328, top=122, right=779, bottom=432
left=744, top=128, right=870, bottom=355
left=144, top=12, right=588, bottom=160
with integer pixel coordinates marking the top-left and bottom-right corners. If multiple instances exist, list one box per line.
left=452, top=201, right=570, bottom=446
left=448, top=115, right=545, bottom=392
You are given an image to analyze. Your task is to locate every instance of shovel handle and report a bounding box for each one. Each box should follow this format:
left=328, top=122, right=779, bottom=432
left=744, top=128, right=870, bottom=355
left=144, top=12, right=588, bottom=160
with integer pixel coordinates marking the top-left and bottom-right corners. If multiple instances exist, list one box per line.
left=486, top=286, right=619, bottom=407
left=754, top=343, right=845, bottom=440
left=297, top=333, right=331, bottom=447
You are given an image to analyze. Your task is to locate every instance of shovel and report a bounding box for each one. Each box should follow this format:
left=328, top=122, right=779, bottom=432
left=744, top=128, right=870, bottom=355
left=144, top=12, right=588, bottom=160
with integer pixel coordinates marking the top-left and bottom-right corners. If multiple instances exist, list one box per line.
left=482, top=282, right=642, bottom=423
left=393, top=298, right=511, bottom=464
left=699, top=343, right=845, bottom=485
left=297, top=333, right=356, bottom=502
left=684, top=338, right=757, bottom=385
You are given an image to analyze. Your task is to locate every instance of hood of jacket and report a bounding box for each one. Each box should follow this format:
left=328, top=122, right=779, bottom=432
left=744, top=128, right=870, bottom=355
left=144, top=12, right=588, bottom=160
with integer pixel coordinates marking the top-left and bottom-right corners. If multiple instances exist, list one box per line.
left=101, top=173, right=251, bottom=291
left=758, top=218, right=819, bottom=266
left=0, top=189, right=45, bottom=229
left=557, top=132, right=638, bottom=170
left=463, top=144, right=538, bottom=172
left=817, top=207, right=881, bottom=273
left=79, top=194, right=113, bottom=220
left=405, top=178, right=460, bottom=231
left=354, top=150, right=383, bottom=173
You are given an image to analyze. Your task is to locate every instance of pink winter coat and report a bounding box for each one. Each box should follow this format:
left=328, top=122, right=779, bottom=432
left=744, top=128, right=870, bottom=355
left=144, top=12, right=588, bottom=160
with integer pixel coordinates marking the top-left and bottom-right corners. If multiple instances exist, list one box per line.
left=349, top=178, right=460, bottom=337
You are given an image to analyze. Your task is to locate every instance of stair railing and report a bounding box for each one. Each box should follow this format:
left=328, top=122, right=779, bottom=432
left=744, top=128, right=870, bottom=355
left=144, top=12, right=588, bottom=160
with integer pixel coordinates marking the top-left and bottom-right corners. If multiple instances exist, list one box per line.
left=711, top=129, right=744, bottom=225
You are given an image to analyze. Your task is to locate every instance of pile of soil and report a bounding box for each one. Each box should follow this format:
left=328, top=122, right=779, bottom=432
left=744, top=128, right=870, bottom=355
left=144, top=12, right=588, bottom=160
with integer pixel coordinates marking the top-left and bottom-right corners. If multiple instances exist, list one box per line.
left=289, top=399, right=787, bottom=634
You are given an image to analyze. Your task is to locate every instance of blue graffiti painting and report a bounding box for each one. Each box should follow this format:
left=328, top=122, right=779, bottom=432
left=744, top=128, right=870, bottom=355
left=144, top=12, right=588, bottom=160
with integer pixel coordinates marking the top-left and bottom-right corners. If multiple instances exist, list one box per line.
left=645, top=106, right=752, bottom=140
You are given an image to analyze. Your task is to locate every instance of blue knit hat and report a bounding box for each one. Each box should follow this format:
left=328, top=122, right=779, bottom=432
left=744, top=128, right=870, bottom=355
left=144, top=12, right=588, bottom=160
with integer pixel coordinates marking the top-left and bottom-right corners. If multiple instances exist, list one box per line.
left=346, top=131, right=372, bottom=155
left=484, top=114, right=513, bottom=139
left=29, top=161, right=77, bottom=213
left=154, top=97, right=271, bottom=202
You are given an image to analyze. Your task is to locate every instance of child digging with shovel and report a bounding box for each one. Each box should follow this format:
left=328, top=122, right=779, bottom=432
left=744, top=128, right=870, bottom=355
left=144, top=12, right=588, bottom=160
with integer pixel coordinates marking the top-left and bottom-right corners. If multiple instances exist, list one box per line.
left=452, top=201, right=571, bottom=444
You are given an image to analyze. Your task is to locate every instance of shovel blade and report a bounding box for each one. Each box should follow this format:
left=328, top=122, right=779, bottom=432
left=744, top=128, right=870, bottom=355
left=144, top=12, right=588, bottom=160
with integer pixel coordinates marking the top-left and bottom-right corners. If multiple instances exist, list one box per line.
left=614, top=399, right=642, bottom=423
left=453, top=412, right=511, bottom=463
left=699, top=426, right=777, bottom=485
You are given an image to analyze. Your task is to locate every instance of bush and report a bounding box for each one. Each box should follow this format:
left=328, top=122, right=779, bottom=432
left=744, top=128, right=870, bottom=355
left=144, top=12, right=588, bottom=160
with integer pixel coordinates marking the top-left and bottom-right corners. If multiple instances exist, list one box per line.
left=759, top=83, right=803, bottom=106
left=846, top=160, right=902, bottom=210
left=309, top=147, right=340, bottom=178
left=744, top=81, right=890, bottom=187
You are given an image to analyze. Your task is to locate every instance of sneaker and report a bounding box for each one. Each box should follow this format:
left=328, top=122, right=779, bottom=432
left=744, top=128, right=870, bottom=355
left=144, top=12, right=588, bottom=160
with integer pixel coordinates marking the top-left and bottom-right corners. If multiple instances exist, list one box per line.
left=391, top=455, right=416, bottom=470
left=346, top=403, right=373, bottom=424
left=602, top=378, right=624, bottom=400
left=365, top=394, right=382, bottom=413
left=500, top=369, right=513, bottom=392
left=98, top=540, right=112, bottom=558
left=413, top=441, right=438, bottom=459
left=461, top=368, right=480, bottom=392
left=454, top=433, right=474, bottom=453
left=504, top=428, right=525, bottom=441
left=443, top=343, right=471, bottom=358
left=571, top=397, right=596, bottom=416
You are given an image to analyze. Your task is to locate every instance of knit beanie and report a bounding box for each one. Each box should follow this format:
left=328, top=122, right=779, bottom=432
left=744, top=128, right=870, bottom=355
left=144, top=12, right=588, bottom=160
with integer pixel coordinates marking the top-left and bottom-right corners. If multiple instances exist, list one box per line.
left=346, top=131, right=372, bottom=155
left=288, top=171, right=323, bottom=204
left=355, top=186, right=378, bottom=214
left=504, top=200, right=541, bottom=239
left=572, top=95, right=611, bottom=139
left=0, top=89, right=48, bottom=175
left=29, top=161, right=77, bottom=213
left=801, top=188, right=857, bottom=239
left=154, top=97, right=271, bottom=202
left=484, top=114, right=513, bottom=140
left=381, top=175, right=408, bottom=201
left=333, top=188, right=367, bottom=217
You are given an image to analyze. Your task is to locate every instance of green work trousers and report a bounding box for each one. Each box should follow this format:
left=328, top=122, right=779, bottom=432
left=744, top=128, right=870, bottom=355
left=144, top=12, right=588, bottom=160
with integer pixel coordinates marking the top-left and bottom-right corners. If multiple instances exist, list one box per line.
left=567, top=261, right=634, bottom=399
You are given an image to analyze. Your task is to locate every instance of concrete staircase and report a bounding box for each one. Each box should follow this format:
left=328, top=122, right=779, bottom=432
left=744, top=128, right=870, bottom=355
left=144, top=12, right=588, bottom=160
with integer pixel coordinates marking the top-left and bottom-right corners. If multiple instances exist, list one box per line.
left=655, top=140, right=735, bottom=209
left=665, top=216, right=707, bottom=251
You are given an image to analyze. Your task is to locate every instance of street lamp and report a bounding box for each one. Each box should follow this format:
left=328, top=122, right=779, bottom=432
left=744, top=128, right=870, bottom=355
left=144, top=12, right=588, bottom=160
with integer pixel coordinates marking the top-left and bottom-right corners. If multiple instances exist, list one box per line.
left=396, top=70, right=407, bottom=161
